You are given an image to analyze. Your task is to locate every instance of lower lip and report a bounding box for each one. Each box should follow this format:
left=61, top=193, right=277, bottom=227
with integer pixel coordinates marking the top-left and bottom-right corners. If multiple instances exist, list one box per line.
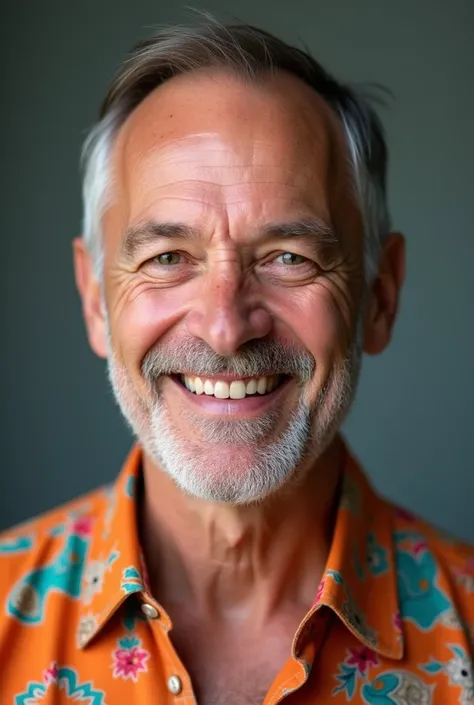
left=169, top=376, right=293, bottom=417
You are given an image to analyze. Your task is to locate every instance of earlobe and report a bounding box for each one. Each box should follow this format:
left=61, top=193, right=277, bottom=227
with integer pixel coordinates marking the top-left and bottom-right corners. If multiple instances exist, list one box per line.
left=73, top=238, right=108, bottom=359
left=362, top=232, right=406, bottom=356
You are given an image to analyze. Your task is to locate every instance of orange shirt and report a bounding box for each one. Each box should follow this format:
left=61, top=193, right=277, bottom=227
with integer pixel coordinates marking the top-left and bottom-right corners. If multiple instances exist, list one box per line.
left=1, top=445, right=473, bottom=704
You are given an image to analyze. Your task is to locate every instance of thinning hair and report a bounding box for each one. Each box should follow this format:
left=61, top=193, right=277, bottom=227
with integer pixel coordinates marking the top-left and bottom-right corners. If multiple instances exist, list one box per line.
left=81, top=17, right=391, bottom=284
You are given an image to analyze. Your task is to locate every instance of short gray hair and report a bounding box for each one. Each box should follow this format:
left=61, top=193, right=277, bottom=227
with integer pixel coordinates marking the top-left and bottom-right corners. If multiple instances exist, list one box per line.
left=81, top=18, right=392, bottom=283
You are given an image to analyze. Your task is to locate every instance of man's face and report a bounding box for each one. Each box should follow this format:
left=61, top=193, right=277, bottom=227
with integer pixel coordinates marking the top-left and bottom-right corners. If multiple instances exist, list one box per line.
left=78, top=71, right=378, bottom=504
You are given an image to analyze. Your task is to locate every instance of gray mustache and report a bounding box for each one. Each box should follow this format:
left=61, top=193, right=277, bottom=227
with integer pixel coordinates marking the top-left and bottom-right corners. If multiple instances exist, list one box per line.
left=142, top=339, right=315, bottom=384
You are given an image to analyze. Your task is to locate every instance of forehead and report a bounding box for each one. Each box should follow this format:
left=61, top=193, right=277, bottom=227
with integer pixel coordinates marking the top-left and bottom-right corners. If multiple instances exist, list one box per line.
left=110, top=70, right=354, bottom=234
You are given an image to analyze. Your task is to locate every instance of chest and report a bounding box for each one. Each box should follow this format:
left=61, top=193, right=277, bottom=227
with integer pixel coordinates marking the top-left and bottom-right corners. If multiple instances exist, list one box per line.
left=170, top=623, right=295, bottom=705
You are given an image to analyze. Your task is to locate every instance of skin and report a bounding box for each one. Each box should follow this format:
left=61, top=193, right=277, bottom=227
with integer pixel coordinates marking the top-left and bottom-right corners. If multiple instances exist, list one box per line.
left=74, top=69, right=405, bottom=696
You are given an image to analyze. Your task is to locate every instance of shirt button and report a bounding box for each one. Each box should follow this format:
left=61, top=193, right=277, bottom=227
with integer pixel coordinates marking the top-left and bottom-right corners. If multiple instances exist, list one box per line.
left=168, top=675, right=183, bottom=695
left=141, top=602, right=159, bottom=619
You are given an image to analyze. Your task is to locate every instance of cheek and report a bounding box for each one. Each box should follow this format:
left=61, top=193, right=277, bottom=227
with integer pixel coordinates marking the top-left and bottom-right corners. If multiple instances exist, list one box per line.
left=111, top=285, right=192, bottom=369
left=272, top=286, right=350, bottom=369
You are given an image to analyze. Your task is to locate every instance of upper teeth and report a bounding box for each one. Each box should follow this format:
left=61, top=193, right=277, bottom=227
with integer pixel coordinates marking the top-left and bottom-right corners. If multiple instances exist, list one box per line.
left=181, top=375, right=280, bottom=399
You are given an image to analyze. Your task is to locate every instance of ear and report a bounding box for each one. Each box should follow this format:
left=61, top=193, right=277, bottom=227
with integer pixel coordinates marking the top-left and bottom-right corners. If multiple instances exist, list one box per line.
left=363, top=233, right=406, bottom=355
left=73, top=238, right=107, bottom=359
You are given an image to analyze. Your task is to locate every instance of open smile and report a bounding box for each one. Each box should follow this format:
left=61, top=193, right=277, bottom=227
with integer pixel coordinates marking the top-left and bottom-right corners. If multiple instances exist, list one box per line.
left=169, top=373, right=293, bottom=417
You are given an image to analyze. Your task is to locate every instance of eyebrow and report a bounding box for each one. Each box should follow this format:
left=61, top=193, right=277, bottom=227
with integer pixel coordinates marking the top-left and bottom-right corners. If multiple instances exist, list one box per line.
left=122, top=217, right=338, bottom=258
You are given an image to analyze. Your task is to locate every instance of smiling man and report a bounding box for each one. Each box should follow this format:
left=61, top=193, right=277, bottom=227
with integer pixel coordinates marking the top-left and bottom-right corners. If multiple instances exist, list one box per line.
left=1, top=19, right=473, bottom=705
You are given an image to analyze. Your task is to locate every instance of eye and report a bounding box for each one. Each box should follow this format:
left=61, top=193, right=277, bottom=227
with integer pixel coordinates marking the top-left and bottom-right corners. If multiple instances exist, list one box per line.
left=275, top=252, right=307, bottom=265
left=154, top=252, right=181, bottom=265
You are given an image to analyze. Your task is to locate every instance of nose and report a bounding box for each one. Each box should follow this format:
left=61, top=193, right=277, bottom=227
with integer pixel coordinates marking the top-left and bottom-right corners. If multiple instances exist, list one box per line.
left=185, top=262, right=272, bottom=356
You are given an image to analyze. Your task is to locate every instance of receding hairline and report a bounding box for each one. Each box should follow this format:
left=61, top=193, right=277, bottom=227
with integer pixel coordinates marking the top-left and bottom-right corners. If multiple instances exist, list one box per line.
left=81, top=19, right=391, bottom=284
left=113, top=65, right=347, bottom=159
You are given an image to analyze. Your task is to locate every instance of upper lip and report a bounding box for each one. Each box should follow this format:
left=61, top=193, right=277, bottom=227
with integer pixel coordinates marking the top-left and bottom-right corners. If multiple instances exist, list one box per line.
left=175, top=373, right=284, bottom=382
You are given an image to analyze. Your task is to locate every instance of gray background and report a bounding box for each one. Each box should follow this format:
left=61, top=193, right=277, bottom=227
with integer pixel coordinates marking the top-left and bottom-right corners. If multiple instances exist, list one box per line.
left=1, top=0, right=473, bottom=540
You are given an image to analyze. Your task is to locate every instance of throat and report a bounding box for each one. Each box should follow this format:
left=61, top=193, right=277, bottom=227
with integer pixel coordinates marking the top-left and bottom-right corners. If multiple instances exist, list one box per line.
left=168, top=611, right=300, bottom=705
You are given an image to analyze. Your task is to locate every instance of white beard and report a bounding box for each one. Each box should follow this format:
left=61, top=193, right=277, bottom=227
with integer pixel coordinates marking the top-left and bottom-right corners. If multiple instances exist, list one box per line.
left=105, top=325, right=363, bottom=505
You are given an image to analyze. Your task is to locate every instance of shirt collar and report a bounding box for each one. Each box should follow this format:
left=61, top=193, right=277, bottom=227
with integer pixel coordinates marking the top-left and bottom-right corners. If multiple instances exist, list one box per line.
left=77, top=443, right=403, bottom=660
left=298, top=448, right=404, bottom=660
left=77, top=446, right=148, bottom=649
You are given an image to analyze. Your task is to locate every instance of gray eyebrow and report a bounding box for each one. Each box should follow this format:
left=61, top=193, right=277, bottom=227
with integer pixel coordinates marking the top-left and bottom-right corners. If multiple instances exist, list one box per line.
left=122, top=217, right=338, bottom=259
left=122, top=222, right=200, bottom=258
left=262, top=217, right=337, bottom=244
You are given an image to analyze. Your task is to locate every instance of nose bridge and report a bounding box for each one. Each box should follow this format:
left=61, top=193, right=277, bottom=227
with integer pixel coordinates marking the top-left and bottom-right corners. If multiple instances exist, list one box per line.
left=187, top=254, right=272, bottom=355
left=206, top=257, right=248, bottom=348
left=209, top=255, right=242, bottom=311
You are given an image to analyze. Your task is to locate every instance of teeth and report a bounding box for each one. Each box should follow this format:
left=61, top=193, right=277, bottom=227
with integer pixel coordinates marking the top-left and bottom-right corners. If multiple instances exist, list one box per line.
left=257, top=377, right=267, bottom=395
left=194, top=378, right=204, bottom=395
left=214, top=380, right=230, bottom=399
left=229, top=381, right=246, bottom=399
left=181, top=375, right=280, bottom=399
left=245, top=379, right=258, bottom=395
left=184, top=375, right=196, bottom=392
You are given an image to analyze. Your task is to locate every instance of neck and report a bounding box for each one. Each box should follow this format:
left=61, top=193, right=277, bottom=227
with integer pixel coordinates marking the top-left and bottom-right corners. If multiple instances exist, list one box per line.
left=140, top=436, right=344, bottom=627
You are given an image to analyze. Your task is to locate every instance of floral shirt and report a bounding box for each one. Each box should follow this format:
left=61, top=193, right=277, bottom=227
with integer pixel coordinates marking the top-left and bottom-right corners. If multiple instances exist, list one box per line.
left=0, top=444, right=473, bottom=704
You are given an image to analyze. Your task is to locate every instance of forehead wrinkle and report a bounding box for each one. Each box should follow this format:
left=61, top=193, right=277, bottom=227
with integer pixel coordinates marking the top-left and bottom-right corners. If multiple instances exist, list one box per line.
left=109, top=71, right=353, bottom=258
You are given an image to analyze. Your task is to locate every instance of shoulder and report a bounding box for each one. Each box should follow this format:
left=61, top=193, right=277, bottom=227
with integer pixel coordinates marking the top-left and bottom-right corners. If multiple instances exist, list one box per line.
left=389, top=500, right=474, bottom=633
left=0, top=485, right=109, bottom=610
left=390, top=502, right=474, bottom=568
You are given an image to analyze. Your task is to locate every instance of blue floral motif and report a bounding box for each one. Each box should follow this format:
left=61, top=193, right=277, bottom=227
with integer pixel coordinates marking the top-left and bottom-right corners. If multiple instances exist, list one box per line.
left=16, top=667, right=105, bottom=704
left=395, top=546, right=450, bottom=630
left=334, top=664, right=358, bottom=699
left=0, top=535, right=34, bottom=555
left=420, top=659, right=444, bottom=674
left=15, top=681, right=46, bottom=704
left=327, top=569, right=345, bottom=585
left=366, top=533, right=388, bottom=576
left=6, top=529, right=91, bottom=624
left=119, top=635, right=140, bottom=650
left=362, top=671, right=432, bottom=704
left=120, top=566, right=143, bottom=594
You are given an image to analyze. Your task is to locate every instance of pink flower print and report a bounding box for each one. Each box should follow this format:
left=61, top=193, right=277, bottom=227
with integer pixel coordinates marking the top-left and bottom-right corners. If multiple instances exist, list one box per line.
left=413, top=539, right=429, bottom=557
left=315, top=578, right=326, bottom=604
left=112, top=637, right=149, bottom=682
left=71, top=516, right=93, bottom=537
left=393, top=611, right=403, bottom=632
left=43, top=662, right=58, bottom=684
left=346, top=646, right=379, bottom=675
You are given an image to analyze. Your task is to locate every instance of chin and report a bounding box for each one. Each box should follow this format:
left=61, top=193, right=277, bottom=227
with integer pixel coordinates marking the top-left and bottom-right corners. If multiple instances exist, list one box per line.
left=138, top=398, right=313, bottom=504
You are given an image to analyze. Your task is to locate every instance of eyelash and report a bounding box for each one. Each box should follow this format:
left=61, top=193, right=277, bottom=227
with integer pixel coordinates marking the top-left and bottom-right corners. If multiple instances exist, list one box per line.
left=148, top=251, right=312, bottom=267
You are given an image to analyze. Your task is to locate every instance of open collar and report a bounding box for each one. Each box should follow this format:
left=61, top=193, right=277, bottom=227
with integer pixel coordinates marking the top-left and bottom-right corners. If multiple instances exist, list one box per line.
left=77, top=444, right=403, bottom=660
left=297, top=448, right=404, bottom=660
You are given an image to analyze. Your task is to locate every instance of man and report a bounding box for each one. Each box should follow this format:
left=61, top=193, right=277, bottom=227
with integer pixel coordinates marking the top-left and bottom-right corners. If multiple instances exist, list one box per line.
left=0, top=18, right=472, bottom=705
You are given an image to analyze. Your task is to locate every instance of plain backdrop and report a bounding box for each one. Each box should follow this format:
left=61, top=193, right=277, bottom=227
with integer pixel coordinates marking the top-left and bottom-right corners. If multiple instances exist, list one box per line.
left=1, top=0, right=473, bottom=540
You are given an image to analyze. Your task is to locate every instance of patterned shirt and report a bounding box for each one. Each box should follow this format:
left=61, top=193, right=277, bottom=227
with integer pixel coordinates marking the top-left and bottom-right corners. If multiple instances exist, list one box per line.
left=0, top=444, right=473, bottom=704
